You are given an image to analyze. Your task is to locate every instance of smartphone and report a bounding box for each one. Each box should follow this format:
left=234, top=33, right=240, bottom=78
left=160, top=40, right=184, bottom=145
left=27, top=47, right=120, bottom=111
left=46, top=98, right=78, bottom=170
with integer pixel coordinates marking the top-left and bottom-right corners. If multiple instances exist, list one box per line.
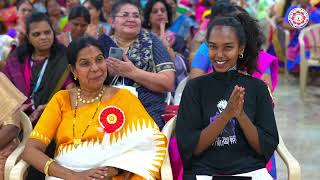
left=109, top=47, right=123, bottom=60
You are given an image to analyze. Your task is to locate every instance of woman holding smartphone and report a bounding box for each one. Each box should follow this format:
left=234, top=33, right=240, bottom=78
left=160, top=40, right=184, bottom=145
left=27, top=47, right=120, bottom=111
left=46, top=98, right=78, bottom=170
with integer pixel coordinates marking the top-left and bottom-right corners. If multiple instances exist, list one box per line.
left=98, top=0, right=175, bottom=129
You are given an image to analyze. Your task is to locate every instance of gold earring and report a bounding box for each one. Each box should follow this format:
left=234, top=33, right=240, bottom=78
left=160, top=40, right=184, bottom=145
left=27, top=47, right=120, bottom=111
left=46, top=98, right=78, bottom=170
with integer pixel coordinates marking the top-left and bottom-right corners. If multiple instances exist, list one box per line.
left=239, top=53, right=243, bottom=59
left=74, top=76, right=77, bottom=80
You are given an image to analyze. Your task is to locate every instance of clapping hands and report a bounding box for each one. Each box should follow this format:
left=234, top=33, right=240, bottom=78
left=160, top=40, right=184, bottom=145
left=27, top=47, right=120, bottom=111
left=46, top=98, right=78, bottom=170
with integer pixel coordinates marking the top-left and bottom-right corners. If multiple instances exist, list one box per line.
left=224, top=85, right=245, bottom=119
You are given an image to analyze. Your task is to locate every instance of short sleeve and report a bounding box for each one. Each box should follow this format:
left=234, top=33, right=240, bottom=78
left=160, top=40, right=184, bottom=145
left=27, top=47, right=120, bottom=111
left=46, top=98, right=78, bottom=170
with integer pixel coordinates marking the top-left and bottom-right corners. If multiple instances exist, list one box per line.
left=151, top=34, right=175, bottom=73
left=255, top=81, right=279, bottom=161
left=29, top=91, right=65, bottom=145
left=175, top=80, right=203, bottom=169
left=191, top=43, right=211, bottom=72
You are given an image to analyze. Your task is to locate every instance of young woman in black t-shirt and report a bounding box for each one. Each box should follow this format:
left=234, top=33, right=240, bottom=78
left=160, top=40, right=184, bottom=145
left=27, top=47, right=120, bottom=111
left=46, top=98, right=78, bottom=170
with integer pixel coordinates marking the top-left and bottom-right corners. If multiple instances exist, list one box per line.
left=176, top=17, right=279, bottom=180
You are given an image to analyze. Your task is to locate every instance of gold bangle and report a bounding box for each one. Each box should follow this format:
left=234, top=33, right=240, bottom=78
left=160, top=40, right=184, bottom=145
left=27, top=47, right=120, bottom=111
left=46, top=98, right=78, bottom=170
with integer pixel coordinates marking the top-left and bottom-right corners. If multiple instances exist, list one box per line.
left=44, top=158, right=55, bottom=176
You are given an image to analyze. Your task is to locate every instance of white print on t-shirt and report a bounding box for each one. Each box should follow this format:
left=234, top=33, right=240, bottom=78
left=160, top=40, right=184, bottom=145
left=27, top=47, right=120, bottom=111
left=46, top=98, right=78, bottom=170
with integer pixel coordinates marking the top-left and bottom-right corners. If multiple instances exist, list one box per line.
left=215, top=135, right=237, bottom=146
left=210, top=99, right=238, bottom=147
left=217, top=100, right=228, bottom=113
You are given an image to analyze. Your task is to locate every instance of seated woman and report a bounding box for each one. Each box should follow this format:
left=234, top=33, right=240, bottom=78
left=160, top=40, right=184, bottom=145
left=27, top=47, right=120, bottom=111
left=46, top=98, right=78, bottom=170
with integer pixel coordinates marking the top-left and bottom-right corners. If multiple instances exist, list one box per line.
left=22, top=36, right=167, bottom=180
left=3, top=12, right=73, bottom=125
left=45, top=0, right=65, bottom=34
left=57, top=5, right=90, bottom=47
left=165, top=0, right=198, bottom=42
left=190, top=2, right=278, bottom=92
left=58, top=0, right=81, bottom=33
left=6, top=0, right=33, bottom=46
left=99, top=0, right=175, bottom=129
left=142, top=0, right=189, bottom=89
left=176, top=17, right=279, bottom=180
left=3, top=12, right=73, bottom=179
left=102, top=0, right=113, bottom=23
left=83, top=0, right=112, bottom=38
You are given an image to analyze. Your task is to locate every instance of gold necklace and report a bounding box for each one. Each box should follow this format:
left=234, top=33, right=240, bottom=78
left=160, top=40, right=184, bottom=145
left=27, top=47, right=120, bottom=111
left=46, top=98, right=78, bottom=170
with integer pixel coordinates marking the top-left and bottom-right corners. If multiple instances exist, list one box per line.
left=72, top=87, right=104, bottom=148
left=77, top=88, right=104, bottom=104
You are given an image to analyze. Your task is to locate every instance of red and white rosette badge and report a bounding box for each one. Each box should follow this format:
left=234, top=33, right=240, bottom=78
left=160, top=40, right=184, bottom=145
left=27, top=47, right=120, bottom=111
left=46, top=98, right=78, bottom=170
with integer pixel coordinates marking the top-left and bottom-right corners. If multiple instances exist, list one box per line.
left=288, top=7, right=309, bottom=29
left=99, top=106, right=125, bottom=133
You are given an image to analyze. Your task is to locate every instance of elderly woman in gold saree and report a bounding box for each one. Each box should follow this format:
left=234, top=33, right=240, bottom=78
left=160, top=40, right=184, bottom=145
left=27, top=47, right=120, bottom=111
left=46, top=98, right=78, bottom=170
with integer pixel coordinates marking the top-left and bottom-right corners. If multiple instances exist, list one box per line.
left=22, top=36, right=167, bottom=180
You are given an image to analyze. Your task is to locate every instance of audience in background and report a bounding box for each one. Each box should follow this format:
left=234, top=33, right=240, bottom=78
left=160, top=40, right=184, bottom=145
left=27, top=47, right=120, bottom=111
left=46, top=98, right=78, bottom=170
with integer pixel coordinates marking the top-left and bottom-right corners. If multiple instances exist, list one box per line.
left=57, top=5, right=90, bottom=47
left=45, top=0, right=64, bottom=33
left=3, top=12, right=73, bottom=125
left=143, top=0, right=189, bottom=89
left=7, top=0, right=33, bottom=46
left=102, top=0, right=114, bottom=23
left=83, top=0, right=112, bottom=38
left=282, top=0, right=320, bottom=72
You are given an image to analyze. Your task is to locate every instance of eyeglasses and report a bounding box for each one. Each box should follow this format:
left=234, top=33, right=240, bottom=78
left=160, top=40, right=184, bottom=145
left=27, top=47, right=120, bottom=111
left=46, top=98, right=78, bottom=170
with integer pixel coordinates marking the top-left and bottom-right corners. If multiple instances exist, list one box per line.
left=114, top=12, right=141, bottom=19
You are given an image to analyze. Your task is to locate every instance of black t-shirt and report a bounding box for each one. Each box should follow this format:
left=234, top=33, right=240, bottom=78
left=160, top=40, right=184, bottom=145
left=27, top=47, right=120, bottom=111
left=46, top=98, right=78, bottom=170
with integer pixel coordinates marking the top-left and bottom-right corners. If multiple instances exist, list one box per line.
left=176, top=70, right=279, bottom=179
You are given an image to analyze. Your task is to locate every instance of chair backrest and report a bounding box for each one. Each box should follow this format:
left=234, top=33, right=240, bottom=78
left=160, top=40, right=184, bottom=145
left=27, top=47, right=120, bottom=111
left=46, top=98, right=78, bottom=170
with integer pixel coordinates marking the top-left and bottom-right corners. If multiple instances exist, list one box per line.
left=173, top=76, right=188, bottom=105
left=160, top=116, right=176, bottom=180
left=276, top=133, right=301, bottom=180
left=4, top=111, right=32, bottom=180
left=299, top=24, right=320, bottom=61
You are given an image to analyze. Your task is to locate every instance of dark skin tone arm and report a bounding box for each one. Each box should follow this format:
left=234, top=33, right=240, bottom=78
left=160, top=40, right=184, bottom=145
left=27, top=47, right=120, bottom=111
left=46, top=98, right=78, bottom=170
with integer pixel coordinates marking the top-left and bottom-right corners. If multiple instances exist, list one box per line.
left=194, top=85, right=262, bottom=156
left=0, top=125, right=20, bottom=150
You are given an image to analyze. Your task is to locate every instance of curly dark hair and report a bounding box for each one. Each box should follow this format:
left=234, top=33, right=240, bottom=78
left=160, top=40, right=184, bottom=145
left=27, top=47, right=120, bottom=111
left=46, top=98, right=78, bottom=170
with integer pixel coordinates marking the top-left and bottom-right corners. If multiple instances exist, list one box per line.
left=142, top=0, right=172, bottom=30
left=210, top=2, right=265, bottom=49
left=208, top=2, right=265, bottom=74
left=206, top=16, right=259, bottom=74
